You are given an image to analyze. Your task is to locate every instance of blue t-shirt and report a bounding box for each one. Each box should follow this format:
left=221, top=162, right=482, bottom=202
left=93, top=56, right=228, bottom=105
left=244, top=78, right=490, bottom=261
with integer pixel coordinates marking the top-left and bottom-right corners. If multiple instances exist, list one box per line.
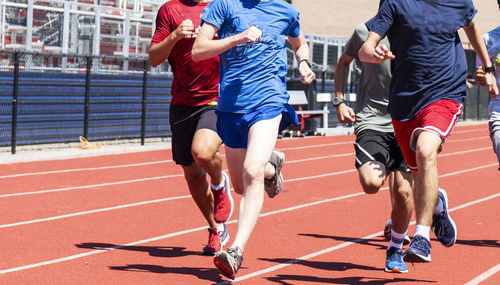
left=201, top=0, right=300, bottom=113
left=477, top=26, right=500, bottom=116
left=366, top=0, right=476, bottom=121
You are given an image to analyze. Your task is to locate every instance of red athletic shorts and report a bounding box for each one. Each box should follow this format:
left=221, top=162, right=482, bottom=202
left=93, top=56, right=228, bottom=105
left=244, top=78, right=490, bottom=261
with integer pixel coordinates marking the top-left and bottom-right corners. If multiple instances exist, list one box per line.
left=392, top=99, right=463, bottom=170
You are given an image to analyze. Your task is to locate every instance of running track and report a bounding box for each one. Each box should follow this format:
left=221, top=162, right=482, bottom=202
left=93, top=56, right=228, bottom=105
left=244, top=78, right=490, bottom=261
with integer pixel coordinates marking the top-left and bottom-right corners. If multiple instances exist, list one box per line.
left=0, top=123, right=498, bottom=284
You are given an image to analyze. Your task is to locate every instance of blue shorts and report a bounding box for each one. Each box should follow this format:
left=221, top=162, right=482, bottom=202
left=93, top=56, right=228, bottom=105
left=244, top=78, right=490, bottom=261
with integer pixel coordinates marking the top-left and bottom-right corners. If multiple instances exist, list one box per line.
left=216, top=104, right=298, bottom=148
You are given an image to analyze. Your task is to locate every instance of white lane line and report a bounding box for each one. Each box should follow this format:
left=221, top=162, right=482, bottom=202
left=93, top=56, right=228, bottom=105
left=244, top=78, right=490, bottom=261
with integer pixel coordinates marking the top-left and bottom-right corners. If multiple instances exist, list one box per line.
left=224, top=232, right=384, bottom=284
left=0, top=145, right=492, bottom=199
left=279, top=141, right=353, bottom=151
left=0, top=142, right=353, bottom=179
left=225, top=191, right=500, bottom=284
left=439, top=163, right=498, bottom=178
left=0, top=135, right=488, bottom=179
left=0, top=224, right=216, bottom=275
left=0, top=174, right=183, bottom=198
left=0, top=195, right=191, bottom=229
left=453, top=127, right=487, bottom=134
left=465, top=264, right=500, bottom=285
left=0, top=160, right=173, bottom=179
left=0, top=169, right=359, bottom=229
left=449, top=136, right=489, bottom=142
left=439, top=146, right=492, bottom=157
left=287, top=152, right=354, bottom=163
left=0, top=162, right=497, bottom=275
left=0, top=161, right=495, bottom=231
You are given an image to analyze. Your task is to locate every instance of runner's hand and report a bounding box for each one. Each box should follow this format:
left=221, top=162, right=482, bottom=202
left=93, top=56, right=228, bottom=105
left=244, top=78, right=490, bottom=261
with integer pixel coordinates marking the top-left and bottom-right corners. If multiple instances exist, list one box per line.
left=373, top=44, right=395, bottom=63
left=174, top=19, right=195, bottom=39
left=485, top=72, right=499, bottom=98
left=299, top=61, right=315, bottom=84
left=474, top=66, right=486, bottom=86
left=336, top=103, right=355, bottom=124
left=238, top=26, right=262, bottom=44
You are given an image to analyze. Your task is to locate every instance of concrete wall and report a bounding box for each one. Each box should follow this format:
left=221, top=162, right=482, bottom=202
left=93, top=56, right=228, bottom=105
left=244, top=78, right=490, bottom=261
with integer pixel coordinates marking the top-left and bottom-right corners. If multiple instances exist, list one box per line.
left=293, top=0, right=499, bottom=41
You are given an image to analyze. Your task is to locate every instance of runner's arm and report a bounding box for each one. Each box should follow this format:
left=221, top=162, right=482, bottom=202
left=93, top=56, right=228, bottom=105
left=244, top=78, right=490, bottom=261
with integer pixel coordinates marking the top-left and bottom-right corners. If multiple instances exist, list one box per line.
left=149, top=19, right=194, bottom=67
left=334, top=53, right=356, bottom=124
left=463, top=20, right=498, bottom=96
left=358, top=31, right=394, bottom=64
left=192, top=23, right=261, bottom=61
left=288, top=33, right=315, bottom=84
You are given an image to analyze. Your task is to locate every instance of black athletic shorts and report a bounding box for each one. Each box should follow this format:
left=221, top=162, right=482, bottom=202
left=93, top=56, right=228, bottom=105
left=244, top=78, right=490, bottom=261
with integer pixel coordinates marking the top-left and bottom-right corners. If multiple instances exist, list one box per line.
left=354, top=129, right=408, bottom=173
left=169, top=104, right=218, bottom=166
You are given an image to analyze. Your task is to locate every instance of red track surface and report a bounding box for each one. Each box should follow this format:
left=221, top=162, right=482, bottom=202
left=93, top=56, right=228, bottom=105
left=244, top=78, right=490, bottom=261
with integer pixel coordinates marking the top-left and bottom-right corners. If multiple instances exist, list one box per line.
left=0, top=123, right=498, bottom=284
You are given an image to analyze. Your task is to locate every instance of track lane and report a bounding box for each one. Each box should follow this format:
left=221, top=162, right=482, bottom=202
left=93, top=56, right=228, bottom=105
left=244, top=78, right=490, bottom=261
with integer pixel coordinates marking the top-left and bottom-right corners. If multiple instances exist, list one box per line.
left=0, top=123, right=498, bottom=284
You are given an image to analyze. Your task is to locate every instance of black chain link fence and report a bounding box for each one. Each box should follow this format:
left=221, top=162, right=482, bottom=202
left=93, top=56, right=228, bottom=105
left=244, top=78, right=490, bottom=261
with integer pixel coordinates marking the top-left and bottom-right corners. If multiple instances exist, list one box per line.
left=0, top=50, right=171, bottom=154
left=0, top=49, right=490, bottom=154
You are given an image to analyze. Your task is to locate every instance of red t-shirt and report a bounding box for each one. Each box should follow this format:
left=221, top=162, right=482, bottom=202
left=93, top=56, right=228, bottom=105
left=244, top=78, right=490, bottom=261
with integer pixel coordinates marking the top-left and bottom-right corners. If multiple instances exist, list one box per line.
left=151, top=0, right=219, bottom=106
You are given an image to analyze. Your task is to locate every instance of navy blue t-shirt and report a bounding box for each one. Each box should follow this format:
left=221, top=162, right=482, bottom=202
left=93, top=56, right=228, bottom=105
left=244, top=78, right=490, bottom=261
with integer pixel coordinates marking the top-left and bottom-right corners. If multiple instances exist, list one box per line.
left=366, top=0, right=476, bottom=121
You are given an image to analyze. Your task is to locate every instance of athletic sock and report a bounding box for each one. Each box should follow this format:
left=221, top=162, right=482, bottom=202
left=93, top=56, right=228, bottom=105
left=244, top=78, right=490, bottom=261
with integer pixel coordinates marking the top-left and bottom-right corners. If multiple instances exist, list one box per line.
left=209, top=224, right=226, bottom=232
left=414, top=225, right=431, bottom=241
left=216, top=223, right=225, bottom=232
left=433, top=193, right=444, bottom=214
left=388, top=229, right=406, bottom=250
left=210, top=175, right=225, bottom=191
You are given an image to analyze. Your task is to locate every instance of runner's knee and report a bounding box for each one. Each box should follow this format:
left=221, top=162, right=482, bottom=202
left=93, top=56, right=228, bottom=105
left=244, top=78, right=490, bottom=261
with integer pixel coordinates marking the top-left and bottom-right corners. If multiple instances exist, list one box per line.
left=360, top=176, right=384, bottom=194
left=415, top=139, right=439, bottom=166
left=358, top=168, right=385, bottom=194
left=393, top=184, right=412, bottom=204
left=192, top=145, right=218, bottom=168
left=242, top=164, right=265, bottom=185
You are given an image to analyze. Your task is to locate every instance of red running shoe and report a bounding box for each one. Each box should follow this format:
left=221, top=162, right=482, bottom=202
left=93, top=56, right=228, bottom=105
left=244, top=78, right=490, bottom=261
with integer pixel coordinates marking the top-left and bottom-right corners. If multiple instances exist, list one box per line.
left=212, top=171, right=234, bottom=223
left=202, top=224, right=229, bottom=256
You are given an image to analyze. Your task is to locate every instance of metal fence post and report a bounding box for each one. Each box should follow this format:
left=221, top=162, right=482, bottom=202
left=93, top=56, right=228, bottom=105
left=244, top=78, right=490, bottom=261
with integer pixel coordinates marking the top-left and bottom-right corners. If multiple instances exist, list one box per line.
left=83, top=55, right=91, bottom=138
left=321, top=70, right=326, bottom=93
left=477, top=87, right=481, bottom=120
left=11, top=51, right=20, bottom=154
left=141, top=60, right=149, bottom=145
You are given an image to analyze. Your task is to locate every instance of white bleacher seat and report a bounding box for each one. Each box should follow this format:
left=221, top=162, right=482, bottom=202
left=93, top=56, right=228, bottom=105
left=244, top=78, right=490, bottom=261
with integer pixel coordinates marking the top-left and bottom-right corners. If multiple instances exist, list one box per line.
left=288, top=90, right=309, bottom=105
left=287, top=90, right=330, bottom=132
left=316, top=92, right=332, bottom=103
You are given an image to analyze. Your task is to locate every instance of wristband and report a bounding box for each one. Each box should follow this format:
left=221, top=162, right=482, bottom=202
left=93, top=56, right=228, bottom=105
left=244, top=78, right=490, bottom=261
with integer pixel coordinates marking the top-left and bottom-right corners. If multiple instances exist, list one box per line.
left=332, top=97, right=346, bottom=107
left=299, top=59, right=312, bottom=68
left=482, top=65, right=496, bottom=74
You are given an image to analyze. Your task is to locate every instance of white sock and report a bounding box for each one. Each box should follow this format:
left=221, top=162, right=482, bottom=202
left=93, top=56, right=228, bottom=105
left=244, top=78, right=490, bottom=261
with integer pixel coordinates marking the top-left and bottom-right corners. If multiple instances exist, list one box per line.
left=216, top=223, right=225, bottom=232
left=388, top=229, right=406, bottom=250
left=433, top=193, right=444, bottom=214
left=414, top=225, right=431, bottom=241
left=211, top=175, right=225, bottom=191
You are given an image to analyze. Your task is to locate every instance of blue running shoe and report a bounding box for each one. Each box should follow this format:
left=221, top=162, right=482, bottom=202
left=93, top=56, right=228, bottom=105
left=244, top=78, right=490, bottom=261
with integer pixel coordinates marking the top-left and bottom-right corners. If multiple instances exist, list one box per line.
left=403, top=235, right=432, bottom=262
left=432, top=188, right=457, bottom=247
left=385, top=247, right=408, bottom=273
